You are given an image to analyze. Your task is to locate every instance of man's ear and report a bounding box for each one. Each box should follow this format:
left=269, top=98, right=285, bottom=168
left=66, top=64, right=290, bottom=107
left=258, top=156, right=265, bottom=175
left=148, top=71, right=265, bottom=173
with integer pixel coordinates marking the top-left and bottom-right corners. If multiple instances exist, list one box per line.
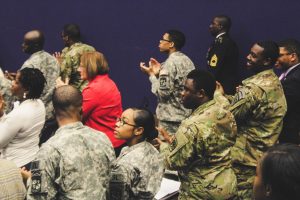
left=134, top=127, right=144, bottom=136
left=196, top=89, right=206, bottom=98
left=169, top=42, right=175, bottom=49
left=290, top=52, right=297, bottom=62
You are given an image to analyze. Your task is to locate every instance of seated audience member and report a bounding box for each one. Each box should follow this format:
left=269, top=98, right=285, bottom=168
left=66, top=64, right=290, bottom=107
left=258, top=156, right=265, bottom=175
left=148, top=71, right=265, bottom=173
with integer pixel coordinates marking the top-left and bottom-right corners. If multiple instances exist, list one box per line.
left=78, top=51, right=125, bottom=155
left=253, top=143, right=300, bottom=200
left=0, top=68, right=46, bottom=169
left=26, top=85, right=115, bottom=200
left=0, top=159, right=26, bottom=200
left=109, top=108, right=164, bottom=199
left=276, top=39, right=300, bottom=144
left=157, top=69, right=237, bottom=199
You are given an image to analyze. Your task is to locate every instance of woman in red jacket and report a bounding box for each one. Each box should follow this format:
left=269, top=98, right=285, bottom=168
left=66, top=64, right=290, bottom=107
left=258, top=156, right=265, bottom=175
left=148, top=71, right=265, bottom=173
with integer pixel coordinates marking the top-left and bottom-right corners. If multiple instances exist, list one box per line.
left=78, top=51, right=125, bottom=155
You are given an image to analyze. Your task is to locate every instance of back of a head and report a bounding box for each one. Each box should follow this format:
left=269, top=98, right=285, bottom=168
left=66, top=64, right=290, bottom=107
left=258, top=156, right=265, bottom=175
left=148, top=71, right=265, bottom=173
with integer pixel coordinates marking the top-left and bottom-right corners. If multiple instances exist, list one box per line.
left=53, top=85, right=82, bottom=115
left=187, top=69, right=216, bottom=99
left=166, top=30, right=185, bottom=50
left=215, top=15, right=232, bottom=32
left=19, top=68, right=46, bottom=99
left=261, top=144, right=300, bottom=200
left=132, top=108, right=157, bottom=141
left=256, top=41, right=279, bottom=66
left=278, top=39, right=300, bottom=58
left=24, top=30, right=45, bottom=53
left=81, top=51, right=109, bottom=79
left=63, top=24, right=81, bottom=42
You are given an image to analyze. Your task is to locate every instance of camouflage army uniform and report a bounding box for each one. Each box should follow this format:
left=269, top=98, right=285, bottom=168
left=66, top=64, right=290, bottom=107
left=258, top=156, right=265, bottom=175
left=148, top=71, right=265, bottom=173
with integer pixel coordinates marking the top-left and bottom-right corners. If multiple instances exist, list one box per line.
left=109, top=141, right=164, bottom=200
left=21, top=50, right=60, bottom=120
left=214, top=69, right=287, bottom=199
left=60, top=42, right=95, bottom=91
left=27, top=122, right=116, bottom=200
left=160, top=100, right=238, bottom=200
left=0, top=76, right=13, bottom=113
left=149, top=51, right=195, bottom=134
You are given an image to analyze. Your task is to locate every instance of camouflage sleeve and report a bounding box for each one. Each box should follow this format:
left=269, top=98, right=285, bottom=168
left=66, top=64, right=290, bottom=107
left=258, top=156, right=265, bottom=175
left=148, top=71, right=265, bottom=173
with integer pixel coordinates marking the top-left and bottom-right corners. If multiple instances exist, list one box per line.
left=230, top=85, right=263, bottom=122
left=156, top=62, right=178, bottom=101
left=149, top=75, right=159, bottom=96
left=27, top=146, right=61, bottom=200
left=60, top=53, right=73, bottom=81
left=160, top=125, right=204, bottom=170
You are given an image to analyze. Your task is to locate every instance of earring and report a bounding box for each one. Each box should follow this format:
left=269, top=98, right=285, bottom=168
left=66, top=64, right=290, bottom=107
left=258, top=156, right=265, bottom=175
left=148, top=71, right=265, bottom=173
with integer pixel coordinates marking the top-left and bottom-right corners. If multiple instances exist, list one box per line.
left=23, top=92, right=27, bottom=99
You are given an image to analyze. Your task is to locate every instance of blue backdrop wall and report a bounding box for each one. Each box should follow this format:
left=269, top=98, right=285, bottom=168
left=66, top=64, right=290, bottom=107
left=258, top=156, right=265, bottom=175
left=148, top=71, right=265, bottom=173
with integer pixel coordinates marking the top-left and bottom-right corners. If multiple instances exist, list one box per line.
left=0, top=0, right=299, bottom=111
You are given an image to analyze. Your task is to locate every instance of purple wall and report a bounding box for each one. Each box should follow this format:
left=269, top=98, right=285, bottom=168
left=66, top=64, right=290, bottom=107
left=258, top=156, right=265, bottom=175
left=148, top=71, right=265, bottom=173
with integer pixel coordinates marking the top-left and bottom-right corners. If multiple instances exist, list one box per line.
left=0, top=0, right=299, bottom=110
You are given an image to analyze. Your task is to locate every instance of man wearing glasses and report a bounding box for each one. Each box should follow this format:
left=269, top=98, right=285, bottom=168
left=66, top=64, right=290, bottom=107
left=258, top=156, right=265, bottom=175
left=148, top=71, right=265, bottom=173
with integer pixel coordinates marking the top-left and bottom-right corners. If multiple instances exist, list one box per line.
left=140, top=30, right=195, bottom=135
left=276, top=39, right=300, bottom=144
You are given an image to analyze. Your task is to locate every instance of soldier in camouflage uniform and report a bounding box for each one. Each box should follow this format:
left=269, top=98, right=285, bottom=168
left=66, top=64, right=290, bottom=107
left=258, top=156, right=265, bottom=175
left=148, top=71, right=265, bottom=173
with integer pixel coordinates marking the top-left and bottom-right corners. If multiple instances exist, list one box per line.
left=21, top=30, right=60, bottom=121
left=26, top=85, right=115, bottom=200
left=0, top=68, right=13, bottom=113
left=55, top=24, right=95, bottom=91
left=109, top=108, right=164, bottom=200
left=140, top=30, right=195, bottom=135
left=214, top=41, right=287, bottom=199
left=158, top=69, right=238, bottom=200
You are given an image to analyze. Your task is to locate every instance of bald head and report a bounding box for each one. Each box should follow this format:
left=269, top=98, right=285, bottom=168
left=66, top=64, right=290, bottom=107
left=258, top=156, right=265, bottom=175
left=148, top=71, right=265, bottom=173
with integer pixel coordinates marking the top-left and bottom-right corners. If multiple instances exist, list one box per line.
left=53, top=85, right=82, bottom=119
left=22, top=30, right=45, bottom=54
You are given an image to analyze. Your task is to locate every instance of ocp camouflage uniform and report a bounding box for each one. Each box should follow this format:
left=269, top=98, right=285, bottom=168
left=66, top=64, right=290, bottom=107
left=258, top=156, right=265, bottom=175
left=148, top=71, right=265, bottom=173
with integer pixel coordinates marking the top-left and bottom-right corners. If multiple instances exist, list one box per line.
left=109, top=141, right=164, bottom=200
left=0, top=76, right=13, bottom=113
left=160, top=100, right=238, bottom=200
left=149, top=51, right=195, bottom=134
left=27, top=122, right=116, bottom=200
left=214, top=69, right=287, bottom=200
left=22, top=50, right=60, bottom=120
left=60, top=42, right=95, bottom=91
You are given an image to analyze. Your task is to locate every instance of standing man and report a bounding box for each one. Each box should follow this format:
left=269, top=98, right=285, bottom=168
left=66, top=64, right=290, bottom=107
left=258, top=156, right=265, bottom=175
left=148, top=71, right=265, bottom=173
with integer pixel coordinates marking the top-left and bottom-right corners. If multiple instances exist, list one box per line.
left=215, top=41, right=287, bottom=199
left=0, top=68, right=13, bottom=113
left=26, top=85, right=115, bottom=200
left=21, top=30, right=60, bottom=122
left=207, top=15, right=239, bottom=95
left=276, top=39, right=300, bottom=144
left=55, top=24, right=95, bottom=91
left=157, top=69, right=237, bottom=199
left=140, top=30, right=195, bottom=134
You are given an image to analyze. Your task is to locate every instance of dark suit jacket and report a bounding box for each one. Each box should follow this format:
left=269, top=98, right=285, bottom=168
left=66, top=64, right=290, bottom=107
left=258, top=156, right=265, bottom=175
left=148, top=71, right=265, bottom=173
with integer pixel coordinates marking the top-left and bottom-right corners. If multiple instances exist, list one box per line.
left=207, top=33, right=239, bottom=95
left=279, top=64, right=300, bottom=144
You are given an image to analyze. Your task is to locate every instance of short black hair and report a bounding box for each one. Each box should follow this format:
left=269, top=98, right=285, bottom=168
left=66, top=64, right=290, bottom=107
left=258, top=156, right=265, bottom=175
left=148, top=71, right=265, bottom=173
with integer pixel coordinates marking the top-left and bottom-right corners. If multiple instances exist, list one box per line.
left=256, top=41, right=279, bottom=66
left=52, top=85, right=82, bottom=114
left=132, top=108, right=157, bottom=141
left=186, top=69, right=216, bottom=99
left=166, top=30, right=185, bottom=50
left=261, top=144, right=300, bottom=200
left=215, top=15, right=232, bottom=32
left=63, top=24, right=81, bottom=42
left=278, top=39, right=300, bottom=57
left=19, top=68, right=46, bottom=99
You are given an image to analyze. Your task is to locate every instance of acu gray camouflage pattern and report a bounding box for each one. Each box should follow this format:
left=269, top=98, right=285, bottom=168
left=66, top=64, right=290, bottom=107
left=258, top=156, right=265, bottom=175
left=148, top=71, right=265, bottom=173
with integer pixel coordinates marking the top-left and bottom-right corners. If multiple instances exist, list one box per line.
left=27, top=122, right=116, bottom=200
left=0, top=76, right=13, bottom=113
left=160, top=100, right=238, bottom=200
left=214, top=69, right=287, bottom=200
left=21, top=50, right=60, bottom=120
left=60, top=42, right=95, bottom=91
left=109, top=141, right=164, bottom=200
left=149, top=51, right=195, bottom=134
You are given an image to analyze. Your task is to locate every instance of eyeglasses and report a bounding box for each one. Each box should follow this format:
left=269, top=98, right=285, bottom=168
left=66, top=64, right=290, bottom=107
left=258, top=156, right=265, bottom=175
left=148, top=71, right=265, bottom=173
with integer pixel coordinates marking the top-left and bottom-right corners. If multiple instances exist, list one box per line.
left=116, top=117, right=136, bottom=127
left=160, top=39, right=172, bottom=42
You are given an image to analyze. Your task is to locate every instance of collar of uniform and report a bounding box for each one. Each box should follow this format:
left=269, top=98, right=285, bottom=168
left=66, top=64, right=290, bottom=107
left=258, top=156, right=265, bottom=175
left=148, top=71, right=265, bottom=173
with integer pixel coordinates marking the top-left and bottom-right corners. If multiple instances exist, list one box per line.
left=69, top=42, right=83, bottom=50
left=118, top=141, right=148, bottom=157
left=216, top=32, right=226, bottom=39
left=55, top=121, right=84, bottom=134
left=243, top=69, right=274, bottom=84
left=192, top=99, right=215, bottom=116
left=29, top=50, right=45, bottom=58
left=168, top=51, right=181, bottom=58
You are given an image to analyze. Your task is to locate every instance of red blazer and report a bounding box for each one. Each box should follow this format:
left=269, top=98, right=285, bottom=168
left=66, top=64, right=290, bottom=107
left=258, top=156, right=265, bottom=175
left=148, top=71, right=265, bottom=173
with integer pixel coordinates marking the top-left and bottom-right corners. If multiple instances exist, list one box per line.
left=82, top=74, right=125, bottom=148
